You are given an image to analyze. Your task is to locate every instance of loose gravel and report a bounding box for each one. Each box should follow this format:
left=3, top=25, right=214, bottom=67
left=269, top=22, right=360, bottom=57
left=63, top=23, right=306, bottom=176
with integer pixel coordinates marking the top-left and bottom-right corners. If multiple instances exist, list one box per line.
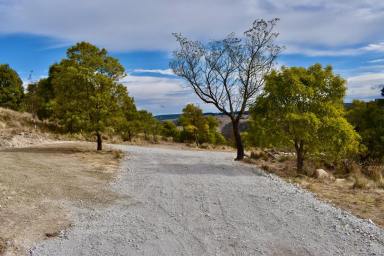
left=31, top=145, right=384, bottom=256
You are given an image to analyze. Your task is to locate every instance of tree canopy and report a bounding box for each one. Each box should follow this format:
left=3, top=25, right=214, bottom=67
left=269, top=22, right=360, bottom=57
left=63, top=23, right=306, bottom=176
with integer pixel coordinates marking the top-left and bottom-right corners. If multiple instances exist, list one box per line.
left=50, top=42, right=128, bottom=150
left=0, top=64, right=24, bottom=110
left=248, top=64, right=360, bottom=171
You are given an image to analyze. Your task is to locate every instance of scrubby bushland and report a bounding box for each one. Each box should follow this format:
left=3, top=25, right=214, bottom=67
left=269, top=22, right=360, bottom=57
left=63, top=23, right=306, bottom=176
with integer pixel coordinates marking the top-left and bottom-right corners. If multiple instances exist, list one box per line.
left=23, top=65, right=57, bottom=120
left=161, top=120, right=179, bottom=140
left=159, top=104, right=227, bottom=146
left=347, top=100, right=384, bottom=163
left=176, top=104, right=226, bottom=146
left=246, top=64, right=361, bottom=173
left=0, top=64, right=24, bottom=111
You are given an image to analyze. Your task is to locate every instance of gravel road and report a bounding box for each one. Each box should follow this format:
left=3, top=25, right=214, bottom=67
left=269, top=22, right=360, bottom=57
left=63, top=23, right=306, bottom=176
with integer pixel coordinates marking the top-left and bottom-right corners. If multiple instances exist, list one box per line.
left=31, top=145, right=384, bottom=256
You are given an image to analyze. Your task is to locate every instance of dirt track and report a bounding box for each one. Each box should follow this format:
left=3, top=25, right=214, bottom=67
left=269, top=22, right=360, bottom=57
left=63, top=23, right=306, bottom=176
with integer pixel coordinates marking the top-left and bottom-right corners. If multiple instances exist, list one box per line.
left=31, top=145, right=384, bottom=255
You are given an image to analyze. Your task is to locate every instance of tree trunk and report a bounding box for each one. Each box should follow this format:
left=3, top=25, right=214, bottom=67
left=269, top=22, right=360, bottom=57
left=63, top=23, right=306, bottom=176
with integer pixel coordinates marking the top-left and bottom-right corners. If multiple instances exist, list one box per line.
left=232, top=120, right=244, bottom=160
left=96, top=132, right=102, bottom=151
left=295, top=140, right=304, bottom=173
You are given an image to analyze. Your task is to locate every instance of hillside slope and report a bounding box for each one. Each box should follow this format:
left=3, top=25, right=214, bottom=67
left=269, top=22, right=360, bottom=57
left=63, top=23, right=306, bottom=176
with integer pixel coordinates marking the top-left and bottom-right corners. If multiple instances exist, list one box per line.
left=0, top=107, right=54, bottom=148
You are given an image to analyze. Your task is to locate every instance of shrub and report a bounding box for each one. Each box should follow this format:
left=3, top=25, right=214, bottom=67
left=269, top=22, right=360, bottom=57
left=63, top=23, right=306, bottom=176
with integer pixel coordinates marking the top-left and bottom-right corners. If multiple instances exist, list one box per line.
left=250, top=150, right=267, bottom=160
left=352, top=173, right=369, bottom=189
left=112, top=150, right=123, bottom=159
left=365, top=165, right=383, bottom=182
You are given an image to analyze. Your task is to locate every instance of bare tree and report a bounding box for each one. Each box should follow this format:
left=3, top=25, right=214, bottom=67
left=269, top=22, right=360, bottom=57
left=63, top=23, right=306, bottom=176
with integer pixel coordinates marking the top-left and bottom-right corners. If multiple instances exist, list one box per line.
left=170, top=19, right=282, bottom=160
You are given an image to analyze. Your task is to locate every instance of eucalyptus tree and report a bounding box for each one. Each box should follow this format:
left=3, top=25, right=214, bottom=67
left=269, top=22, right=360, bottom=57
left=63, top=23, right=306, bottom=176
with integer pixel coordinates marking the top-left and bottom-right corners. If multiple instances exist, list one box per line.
left=250, top=64, right=360, bottom=172
left=171, top=19, right=282, bottom=160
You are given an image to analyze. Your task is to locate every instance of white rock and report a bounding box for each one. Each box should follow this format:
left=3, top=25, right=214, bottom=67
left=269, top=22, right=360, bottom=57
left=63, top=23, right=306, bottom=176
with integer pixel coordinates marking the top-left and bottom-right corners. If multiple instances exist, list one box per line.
left=314, top=169, right=330, bottom=180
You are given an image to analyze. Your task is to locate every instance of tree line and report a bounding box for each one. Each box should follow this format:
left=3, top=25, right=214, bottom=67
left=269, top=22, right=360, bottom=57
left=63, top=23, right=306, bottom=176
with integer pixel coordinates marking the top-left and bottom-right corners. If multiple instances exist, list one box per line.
left=1, top=43, right=161, bottom=150
left=1, top=19, right=383, bottom=171
left=0, top=45, right=227, bottom=150
left=171, top=18, right=384, bottom=172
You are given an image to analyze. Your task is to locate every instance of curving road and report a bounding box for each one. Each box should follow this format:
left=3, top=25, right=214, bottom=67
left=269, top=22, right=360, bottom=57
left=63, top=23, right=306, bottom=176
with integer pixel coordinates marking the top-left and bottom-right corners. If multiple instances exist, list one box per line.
left=31, top=145, right=384, bottom=256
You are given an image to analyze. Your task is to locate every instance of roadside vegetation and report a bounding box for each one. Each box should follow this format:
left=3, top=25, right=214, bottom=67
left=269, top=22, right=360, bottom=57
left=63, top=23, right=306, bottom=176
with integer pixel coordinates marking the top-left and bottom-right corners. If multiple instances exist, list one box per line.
left=242, top=67, right=384, bottom=227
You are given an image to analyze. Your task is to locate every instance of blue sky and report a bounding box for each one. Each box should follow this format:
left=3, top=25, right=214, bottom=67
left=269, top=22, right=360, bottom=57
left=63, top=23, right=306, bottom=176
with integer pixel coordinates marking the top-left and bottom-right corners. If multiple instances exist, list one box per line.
left=1, top=0, right=384, bottom=114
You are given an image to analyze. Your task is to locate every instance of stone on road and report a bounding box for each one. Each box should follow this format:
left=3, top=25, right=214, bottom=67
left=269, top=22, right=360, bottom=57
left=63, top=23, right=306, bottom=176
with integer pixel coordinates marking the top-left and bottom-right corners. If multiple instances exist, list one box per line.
left=31, top=145, right=384, bottom=256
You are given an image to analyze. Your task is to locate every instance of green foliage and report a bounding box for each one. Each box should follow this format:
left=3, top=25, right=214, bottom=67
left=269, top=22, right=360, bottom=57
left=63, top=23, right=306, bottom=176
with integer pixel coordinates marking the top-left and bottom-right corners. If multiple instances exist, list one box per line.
left=347, top=100, right=384, bottom=162
left=248, top=64, right=360, bottom=171
left=178, top=104, right=225, bottom=145
left=137, top=110, right=161, bottom=141
left=111, top=84, right=138, bottom=141
left=162, top=120, right=180, bottom=140
left=24, top=68, right=56, bottom=120
left=49, top=42, right=127, bottom=149
left=0, top=64, right=24, bottom=110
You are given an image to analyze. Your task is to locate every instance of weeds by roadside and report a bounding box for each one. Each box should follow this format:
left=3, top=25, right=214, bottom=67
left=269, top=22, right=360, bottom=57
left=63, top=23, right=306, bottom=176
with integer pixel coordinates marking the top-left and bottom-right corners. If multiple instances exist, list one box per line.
left=112, top=149, right=124, bottom=159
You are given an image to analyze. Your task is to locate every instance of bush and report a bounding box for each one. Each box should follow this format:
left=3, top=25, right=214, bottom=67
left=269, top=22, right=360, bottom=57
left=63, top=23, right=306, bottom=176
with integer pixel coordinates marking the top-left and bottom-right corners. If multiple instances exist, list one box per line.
left=250, top=150, right=267, bottom=160
left=352, top=173, right=369, bottom=189
left=365, top=165, right=383, bottom=182
left=112, top=150, right=124, bottom=159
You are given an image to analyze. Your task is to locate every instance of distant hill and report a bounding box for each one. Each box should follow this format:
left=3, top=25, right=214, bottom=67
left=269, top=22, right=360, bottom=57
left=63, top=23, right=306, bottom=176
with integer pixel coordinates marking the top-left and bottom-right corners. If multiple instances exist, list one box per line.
left=155, top=112, right=248, bottom=122
left=156, top=103, right=357, bottom=121
left=155, top=112, right=249, bottom=141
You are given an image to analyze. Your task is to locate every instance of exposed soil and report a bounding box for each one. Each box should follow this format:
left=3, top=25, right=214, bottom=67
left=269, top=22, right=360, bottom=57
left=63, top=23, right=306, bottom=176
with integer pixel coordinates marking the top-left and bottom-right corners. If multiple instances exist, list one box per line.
left=0, top=142, right=121, bottom=255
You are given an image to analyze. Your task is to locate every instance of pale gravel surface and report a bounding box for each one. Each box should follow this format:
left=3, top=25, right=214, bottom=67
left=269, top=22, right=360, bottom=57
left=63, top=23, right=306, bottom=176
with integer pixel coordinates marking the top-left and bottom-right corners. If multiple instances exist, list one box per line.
left=31, top=145, right=384, bottom=256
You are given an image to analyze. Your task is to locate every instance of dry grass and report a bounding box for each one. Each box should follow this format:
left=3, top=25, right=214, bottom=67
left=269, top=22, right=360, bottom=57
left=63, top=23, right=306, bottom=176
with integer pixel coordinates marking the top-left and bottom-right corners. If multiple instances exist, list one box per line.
left=0, top=107, right=54, bottom=132
left=300, top=179, right=384, bottom=227
left=352, top=173, right=370, bottom=189
left=0, top=107, right=58, bottom=149
left=243, top=152, right=384, bottom=228
left=0, top=142, right=122, bottom=255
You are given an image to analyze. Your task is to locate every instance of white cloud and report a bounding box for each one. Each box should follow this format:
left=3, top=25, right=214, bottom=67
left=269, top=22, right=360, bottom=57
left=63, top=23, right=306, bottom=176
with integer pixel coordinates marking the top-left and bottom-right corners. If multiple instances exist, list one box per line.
left=368, top=58, right=384, bottom=63
left=1, top=0, right=384, bottom=54
left=123, top=69, right=384, bottom=114
left=346, top=73, right=384, bottom=101
left=120, top=73, right=217, bottom=114
left=132, top=69, right=174, bottom=76
left=363, top=42, right=384, bottom=52
left=285, top=41, right=384, bottom=57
